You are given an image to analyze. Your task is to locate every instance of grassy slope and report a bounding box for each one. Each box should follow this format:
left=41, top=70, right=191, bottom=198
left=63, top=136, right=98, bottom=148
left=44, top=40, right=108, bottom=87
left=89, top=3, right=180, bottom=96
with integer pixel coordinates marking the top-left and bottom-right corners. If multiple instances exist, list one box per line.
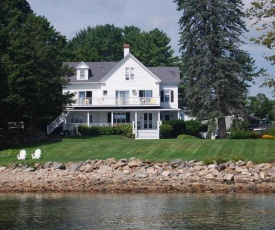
left=1, top=135, right=275, bottom=165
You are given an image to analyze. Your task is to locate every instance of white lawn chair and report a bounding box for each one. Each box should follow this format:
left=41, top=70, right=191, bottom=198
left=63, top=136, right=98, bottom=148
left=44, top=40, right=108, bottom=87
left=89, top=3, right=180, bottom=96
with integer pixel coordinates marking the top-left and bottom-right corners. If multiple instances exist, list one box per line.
left=17, top=150, right=27, bottom=160
left=32, top=149, right=41, bottom=159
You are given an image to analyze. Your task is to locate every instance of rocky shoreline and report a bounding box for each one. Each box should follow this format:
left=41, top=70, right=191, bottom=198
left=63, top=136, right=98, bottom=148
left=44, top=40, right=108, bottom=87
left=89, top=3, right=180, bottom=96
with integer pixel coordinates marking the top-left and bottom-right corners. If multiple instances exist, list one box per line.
left=0, top=158, right=275, bottom=193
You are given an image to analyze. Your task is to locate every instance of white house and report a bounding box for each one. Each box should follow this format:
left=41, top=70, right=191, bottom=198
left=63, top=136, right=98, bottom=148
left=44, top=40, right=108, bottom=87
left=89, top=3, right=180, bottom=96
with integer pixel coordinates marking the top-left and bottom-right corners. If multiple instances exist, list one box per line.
left=47, top=44, right=183, bottom=139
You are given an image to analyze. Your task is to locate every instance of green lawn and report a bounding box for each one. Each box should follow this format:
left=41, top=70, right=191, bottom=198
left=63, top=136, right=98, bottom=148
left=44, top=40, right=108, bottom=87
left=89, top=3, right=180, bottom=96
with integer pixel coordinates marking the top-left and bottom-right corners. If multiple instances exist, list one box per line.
left=1, top=135, right=275, bottom=165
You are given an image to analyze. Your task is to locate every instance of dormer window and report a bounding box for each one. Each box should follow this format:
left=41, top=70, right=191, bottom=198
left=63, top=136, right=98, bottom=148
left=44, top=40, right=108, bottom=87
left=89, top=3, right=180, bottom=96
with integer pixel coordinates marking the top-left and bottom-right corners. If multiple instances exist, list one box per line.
left=125, top=67, right=134, bottom=80
left=76, top=61, right=89, bottom=80
left=80, top=69, right=85, bottom=79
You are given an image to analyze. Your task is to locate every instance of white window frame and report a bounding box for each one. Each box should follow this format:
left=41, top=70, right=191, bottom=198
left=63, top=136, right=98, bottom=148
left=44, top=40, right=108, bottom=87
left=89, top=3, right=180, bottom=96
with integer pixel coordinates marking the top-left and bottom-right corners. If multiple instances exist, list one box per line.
left=80, top=69, right=85, bottom=79
left=125, top=67, right=134, bottom=80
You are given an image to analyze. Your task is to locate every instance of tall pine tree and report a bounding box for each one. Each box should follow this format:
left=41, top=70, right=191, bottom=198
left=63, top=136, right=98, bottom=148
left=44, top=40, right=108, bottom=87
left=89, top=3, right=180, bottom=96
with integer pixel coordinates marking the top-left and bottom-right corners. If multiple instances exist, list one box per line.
left=174, top=0, right=258, bottom=138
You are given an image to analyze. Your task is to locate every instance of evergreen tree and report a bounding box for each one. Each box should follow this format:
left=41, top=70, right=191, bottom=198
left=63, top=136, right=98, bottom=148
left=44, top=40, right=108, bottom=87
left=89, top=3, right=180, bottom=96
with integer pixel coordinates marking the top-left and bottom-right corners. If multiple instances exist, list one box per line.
left=174, top=0, right=258, bottom=138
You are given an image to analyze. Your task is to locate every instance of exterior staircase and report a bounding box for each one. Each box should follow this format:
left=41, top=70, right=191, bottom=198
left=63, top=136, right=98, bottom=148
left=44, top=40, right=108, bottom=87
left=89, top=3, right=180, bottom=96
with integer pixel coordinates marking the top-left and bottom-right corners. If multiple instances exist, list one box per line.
left=47, top=113, right=67, bottom=134
left=135, top=130, right=159, bottom=139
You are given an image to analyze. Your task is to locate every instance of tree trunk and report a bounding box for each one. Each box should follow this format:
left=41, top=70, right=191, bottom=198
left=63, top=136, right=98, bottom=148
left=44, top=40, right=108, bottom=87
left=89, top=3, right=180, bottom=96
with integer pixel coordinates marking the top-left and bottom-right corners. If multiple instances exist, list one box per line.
left=217, top=117, right=227, bottom=138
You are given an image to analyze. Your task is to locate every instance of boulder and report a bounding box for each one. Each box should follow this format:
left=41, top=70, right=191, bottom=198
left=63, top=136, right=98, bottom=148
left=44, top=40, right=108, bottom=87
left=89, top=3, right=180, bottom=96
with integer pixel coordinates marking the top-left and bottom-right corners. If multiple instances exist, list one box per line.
left=0, top=167, right=7, bottom=171
left=223, top=173, right=234, bottom=181
left=70, top=164, right=80, bottom=172
left=268, top=168, right=275, bottom=177
left=52, top=162, right=65, bottom=170
left=246, top=161, right=254, bottom=169
left=97, top=165, right=113, bottom=174
left=128, top=159, right=143, bottom=167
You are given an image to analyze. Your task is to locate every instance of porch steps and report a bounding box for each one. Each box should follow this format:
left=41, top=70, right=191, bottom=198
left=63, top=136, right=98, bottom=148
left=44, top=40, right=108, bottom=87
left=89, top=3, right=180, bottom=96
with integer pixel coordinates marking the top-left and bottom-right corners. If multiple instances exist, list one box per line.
left=136, top=130, right=159, bottom=139
left=47, top=113, right=67, bottom=135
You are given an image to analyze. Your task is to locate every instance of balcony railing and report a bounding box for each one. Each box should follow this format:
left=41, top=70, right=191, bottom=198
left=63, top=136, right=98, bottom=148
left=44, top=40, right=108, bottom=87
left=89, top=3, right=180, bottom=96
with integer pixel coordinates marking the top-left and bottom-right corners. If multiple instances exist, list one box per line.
left=72, top=97, right=159, bottom=106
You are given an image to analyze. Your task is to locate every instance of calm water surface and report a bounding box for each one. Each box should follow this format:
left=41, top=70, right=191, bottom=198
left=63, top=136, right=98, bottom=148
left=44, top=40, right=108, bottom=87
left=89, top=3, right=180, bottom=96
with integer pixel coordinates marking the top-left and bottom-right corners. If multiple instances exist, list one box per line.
left=0, top=192, right=274, bottom=229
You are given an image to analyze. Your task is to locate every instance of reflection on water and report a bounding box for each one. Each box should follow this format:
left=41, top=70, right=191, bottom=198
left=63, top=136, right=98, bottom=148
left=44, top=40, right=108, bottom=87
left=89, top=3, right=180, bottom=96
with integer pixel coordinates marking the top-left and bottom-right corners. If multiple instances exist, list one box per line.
left=0, top=192, right=275, bottom=229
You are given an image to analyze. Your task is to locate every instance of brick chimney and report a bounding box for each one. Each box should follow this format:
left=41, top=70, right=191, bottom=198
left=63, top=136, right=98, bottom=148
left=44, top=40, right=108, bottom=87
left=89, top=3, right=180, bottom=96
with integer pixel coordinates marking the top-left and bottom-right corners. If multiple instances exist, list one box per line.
left=124, top=44, right=130, bottom=57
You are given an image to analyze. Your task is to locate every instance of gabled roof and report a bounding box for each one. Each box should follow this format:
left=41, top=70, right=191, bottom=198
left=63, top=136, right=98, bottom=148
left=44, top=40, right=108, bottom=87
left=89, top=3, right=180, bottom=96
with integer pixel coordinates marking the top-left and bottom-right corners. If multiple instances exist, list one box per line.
left=99, top=53, right=161, bottom=83
left=64, top=56, right=181, bottom=84
left=76, top=61, right=90, bottom=69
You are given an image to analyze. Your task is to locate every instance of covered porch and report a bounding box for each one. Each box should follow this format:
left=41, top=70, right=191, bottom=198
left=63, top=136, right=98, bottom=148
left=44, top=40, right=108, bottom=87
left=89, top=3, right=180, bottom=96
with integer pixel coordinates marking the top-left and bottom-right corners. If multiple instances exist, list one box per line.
left=61, top=108, right=182, bottom=139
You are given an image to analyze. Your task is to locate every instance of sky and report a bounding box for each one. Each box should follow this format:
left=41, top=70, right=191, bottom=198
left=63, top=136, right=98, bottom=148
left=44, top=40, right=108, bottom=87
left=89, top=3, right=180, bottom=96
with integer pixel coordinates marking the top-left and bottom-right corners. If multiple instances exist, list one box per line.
left=27, top=0, right=274, bottom=98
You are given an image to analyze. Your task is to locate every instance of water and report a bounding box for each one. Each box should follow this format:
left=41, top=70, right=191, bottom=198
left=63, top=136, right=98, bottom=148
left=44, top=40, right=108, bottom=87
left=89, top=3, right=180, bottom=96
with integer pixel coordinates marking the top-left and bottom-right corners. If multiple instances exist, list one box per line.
left=0, top=193, right=275, bottom=230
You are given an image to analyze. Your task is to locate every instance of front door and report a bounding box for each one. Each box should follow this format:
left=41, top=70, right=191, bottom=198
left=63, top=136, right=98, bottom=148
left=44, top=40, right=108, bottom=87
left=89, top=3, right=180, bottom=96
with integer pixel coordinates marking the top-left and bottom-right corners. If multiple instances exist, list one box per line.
left=144, top=113, right=152, bottom=129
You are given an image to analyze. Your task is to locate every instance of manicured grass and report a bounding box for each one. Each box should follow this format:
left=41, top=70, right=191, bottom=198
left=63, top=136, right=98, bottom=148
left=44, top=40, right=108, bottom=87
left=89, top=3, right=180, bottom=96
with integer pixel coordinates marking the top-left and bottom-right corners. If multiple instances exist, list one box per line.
left=1, top=135, right=275, bottom=166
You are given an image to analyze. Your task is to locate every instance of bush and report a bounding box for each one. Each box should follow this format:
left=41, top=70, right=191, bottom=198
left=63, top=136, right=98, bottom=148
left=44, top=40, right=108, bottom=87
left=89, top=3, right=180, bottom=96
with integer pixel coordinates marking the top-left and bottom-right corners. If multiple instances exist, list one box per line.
left=177, top=134, right=198, bottom=139
left=185, top=119, right=208, bottom=137
left=266, top=127, right=275, bottom=136
left=203, top=157, right=226, bottom=165
left=163, top=120, right=186, bottom=138
left=227, top=129, right=252, bottom=139
left=261, top=134, right=275, bottom=139
left=160, top=124, right=173, bottom=139
left=78, top=125, right=90, bottom=136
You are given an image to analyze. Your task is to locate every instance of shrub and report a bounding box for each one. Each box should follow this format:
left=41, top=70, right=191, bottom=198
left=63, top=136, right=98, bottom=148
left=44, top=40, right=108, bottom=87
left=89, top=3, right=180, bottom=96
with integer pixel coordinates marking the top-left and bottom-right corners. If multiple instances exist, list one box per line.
left=115, top=124, right=134, bottom=138
left=227, top=130, right=251, bottom=139
left=98, top=126, right=117, bottom=135
left=0, top=149, right=18, bottom=157
left=203, top=157, right=226, bottom=165
left=185, top=119, right=208, bottom=137
left=177, top=134, right=198, bottom=139
left=160, top=124, right=173, bottom=139
left=266, top=127, right=275, bottom=136
left=163, top=120, right=186, bottom=138
left=89, top=126, right=100, bottom=136
left=261, top=134, right=275, bottom=139
left=78, top=125, right=90, bottom=136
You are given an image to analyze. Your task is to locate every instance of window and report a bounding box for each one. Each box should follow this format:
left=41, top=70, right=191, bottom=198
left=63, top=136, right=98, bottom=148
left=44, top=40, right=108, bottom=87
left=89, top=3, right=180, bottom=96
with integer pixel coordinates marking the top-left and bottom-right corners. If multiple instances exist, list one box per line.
left=79, top=91, right=92, bottom=104
left=108, top=112, right=130, bottom=124
left=161, top=90, right=174, bottom=102
left=80, top=69, right=85, bottom=79
left=116, top=90, right=129, bottom=105
left=139, top=90, right=152, bottom=104
left=125, top=67, right=134, bottom=80
left=70, top=114, right=83, bottom=123
left=103, top=90, right=107, bottom=96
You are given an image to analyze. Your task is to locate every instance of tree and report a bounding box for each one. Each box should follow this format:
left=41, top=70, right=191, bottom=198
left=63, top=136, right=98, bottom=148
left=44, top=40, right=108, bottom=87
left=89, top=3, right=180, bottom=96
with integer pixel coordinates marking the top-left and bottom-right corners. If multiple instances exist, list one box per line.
left=66, top=24, right=179, bottom=66
left=174, top=0, right=258, bottom=138
left=246, top=93, right=275, bottom=120
left=247, top=0, right=275, bottom=95
left=0, top=0, right=74, bottom=135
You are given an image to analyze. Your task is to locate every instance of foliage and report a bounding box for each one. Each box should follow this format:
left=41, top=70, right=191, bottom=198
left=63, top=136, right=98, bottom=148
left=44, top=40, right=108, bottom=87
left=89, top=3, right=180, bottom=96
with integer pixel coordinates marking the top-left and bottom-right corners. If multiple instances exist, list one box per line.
left=162, top=120, right=186, bottom=138
left=261, top=134, right=275, bottom=139
left=203, top=157, right=226, bottom=165
left=174, top=0, right=259, bottom=138
left=247, top=0, right=275, bottom=95
left=77, top=124, right=133, bottom=138
left=177, top=134, right=198, bottom=139
left=185, top=120, right=208, bottom=137
left=227, top=130, right=252, bottom=139
left=0, top=0, right=74, bottom=135
left=159, top=124, right=173, bottom=139
left=246, top=93, right=275, bottom=120
left=266, top=127, right=275, bottom=136
left=66, top=24, right=180, bottom=67
left=0, top=149, right=18, bottom=157
left=230, top=117, right=249, bottom=131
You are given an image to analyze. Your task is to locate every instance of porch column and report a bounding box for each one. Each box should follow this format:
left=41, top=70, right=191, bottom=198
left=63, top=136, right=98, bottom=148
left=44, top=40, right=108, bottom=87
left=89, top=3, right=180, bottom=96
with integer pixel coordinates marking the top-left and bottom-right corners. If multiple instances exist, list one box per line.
left=135, top=111, right=138, bottom=137
left=157, top=110, right=160, bottom=131
left=111, top=112, right=114, bottom=126
left=63, top=113, right=67, bottom=131
left=87, top=112, right=90, bottom=127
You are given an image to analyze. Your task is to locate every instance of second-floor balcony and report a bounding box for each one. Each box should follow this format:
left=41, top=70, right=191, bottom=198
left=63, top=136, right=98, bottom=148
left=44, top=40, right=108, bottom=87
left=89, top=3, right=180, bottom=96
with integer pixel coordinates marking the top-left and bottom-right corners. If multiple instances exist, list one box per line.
left=71, top=97, right=160, bottom=107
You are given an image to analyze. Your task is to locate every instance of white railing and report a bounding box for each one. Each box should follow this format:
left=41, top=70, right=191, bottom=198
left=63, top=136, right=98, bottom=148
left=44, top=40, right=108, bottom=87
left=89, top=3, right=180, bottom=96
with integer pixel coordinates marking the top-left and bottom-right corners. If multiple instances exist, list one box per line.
left=47, top=113, right=67, bottom=134
left=73, top=97, right=159, bottom=106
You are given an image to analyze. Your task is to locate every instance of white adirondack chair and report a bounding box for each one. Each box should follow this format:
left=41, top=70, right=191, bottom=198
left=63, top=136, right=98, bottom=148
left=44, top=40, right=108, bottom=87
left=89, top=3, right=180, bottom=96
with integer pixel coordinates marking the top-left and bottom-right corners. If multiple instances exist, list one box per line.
left=17, top=150, right=27, bottom=160
left=32, top=149, right=41, bottom=159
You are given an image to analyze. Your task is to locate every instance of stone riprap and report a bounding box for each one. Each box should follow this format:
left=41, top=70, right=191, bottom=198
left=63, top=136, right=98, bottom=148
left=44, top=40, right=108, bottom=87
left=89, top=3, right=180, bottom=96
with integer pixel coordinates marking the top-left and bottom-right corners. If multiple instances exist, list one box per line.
left=0, top=158, right=275, bottom=193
